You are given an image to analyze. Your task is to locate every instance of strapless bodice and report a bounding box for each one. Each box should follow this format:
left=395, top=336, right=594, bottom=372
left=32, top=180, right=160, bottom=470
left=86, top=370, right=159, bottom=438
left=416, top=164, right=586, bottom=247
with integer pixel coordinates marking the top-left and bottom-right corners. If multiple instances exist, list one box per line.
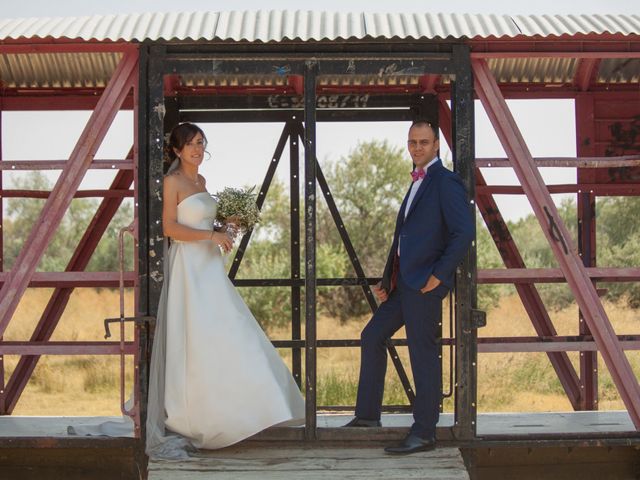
left=177, top=192, right=217, bottom=231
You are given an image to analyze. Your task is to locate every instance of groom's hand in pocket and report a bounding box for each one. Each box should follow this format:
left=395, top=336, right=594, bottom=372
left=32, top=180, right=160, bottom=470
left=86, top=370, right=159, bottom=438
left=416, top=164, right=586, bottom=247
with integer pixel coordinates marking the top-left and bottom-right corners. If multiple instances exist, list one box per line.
left=372, top=281, right=388, bottom=303
left=420, top=275, right=441, bottom=294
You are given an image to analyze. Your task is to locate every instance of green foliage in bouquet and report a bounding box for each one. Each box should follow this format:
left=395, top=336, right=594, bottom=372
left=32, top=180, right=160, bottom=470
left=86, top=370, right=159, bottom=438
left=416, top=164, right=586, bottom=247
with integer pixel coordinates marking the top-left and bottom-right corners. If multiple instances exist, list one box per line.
left=214, top=186, right=261, bottom=230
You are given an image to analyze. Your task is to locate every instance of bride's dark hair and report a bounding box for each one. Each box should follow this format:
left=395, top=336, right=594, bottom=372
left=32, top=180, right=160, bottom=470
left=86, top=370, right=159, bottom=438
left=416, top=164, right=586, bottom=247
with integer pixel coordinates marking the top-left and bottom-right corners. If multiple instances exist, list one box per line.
left=163, top=123, right=208, bottom=173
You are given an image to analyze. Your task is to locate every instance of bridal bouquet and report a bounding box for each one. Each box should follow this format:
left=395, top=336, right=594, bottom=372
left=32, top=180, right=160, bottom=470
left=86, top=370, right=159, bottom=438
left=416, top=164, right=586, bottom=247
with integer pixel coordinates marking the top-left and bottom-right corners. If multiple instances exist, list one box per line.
left=214, top=186, right=261, bottom=235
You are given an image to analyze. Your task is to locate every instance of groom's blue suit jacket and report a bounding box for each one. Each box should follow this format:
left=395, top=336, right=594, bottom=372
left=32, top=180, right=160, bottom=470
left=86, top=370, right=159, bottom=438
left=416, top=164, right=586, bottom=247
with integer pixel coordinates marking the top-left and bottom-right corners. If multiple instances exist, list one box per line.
left=381, top=159, right=474, bottom=292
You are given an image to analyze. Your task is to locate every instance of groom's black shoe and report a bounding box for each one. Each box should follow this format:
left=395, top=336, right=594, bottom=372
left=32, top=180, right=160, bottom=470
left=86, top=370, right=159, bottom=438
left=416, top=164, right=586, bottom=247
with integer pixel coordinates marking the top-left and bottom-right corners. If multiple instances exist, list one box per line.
left=384, top=433, right=436, bottom=455
left=342, top=417, right=381, bottom=427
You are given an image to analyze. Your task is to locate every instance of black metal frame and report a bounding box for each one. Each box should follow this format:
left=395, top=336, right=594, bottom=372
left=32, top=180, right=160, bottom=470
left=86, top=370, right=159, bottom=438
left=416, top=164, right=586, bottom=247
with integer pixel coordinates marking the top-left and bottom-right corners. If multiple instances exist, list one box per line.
left=138, top=43, right=477, bottom=442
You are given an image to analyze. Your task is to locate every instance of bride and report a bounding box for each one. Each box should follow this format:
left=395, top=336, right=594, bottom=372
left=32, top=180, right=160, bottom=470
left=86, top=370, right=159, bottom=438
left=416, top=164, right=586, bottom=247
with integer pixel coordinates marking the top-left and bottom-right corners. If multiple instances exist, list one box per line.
left=146, top=122, right=304, bottom=457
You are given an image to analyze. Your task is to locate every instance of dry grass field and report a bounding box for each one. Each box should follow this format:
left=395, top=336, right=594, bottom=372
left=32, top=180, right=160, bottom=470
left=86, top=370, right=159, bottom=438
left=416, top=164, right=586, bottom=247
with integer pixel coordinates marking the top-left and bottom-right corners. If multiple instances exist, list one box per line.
left=3, top=288, right=639, bottom=416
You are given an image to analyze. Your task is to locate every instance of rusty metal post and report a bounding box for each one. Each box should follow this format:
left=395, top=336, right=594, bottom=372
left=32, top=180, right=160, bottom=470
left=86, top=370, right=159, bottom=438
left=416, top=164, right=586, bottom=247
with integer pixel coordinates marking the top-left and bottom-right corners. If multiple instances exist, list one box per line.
left=145, top=45, right=166, bottom=320
left=304, top=58, right=318, bottom=441
left=576, top=94, right=599, bottom=411
left=290, top=122, right=302, bottom=388
left=451, top=44, right=478, bottom=441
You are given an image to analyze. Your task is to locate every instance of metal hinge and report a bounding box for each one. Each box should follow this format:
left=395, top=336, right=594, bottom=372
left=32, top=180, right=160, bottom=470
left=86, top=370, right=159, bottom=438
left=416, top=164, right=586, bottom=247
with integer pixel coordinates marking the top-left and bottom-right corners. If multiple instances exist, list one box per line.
left=472, top=309, right=487, bottom=328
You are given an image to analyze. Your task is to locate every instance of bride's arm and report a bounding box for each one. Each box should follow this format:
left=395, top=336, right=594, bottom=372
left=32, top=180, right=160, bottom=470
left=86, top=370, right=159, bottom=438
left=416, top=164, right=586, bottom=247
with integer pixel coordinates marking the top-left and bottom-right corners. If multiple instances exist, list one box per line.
left=162, top=176, right=232, bottom=250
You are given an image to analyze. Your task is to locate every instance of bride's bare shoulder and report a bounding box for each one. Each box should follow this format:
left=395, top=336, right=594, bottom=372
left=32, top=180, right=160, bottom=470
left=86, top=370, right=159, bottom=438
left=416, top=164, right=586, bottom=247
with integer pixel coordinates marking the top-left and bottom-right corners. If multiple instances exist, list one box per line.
left=164, top=170, right=183, bottom=185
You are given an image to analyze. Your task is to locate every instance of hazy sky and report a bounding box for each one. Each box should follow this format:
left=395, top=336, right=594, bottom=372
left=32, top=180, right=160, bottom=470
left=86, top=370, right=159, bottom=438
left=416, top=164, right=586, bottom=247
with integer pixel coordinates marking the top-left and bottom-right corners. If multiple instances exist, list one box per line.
left=1, top=0, right=636, bottom=16
left=2, top=0, right=635, bottom=221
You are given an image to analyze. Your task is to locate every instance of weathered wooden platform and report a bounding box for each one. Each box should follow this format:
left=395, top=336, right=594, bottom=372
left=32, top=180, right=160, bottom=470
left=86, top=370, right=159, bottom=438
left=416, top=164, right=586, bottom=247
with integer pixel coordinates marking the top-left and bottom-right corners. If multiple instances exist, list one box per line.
left=1, top=411, right=636, bottom=438
left=1, top=412, right=639, bottom=479
left=148, top=445, right=470, bottom=480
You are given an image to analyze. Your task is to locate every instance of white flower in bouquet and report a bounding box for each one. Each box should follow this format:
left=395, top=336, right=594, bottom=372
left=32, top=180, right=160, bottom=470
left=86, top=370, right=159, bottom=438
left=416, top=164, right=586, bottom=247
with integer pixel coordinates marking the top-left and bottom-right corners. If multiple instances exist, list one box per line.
left=214, top=186, right=261, bottom=235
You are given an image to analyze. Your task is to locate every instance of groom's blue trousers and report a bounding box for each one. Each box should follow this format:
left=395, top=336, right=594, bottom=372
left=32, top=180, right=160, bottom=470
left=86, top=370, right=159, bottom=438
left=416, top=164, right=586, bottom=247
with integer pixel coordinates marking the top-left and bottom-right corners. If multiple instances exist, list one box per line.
left=354, top=273, right=444, bottom=440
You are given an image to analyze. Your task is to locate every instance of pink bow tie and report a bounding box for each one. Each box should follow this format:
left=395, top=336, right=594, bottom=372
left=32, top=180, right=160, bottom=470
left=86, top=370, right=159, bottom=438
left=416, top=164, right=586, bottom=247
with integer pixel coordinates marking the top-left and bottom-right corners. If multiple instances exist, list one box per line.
left=411, top=169, right=425, bottom=182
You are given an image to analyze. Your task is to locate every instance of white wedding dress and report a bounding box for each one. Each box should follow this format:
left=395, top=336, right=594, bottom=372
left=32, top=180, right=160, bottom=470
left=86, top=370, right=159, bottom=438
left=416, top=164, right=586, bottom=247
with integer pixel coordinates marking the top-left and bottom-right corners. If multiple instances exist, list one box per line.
left=68, top=191, right=304, bottom=458
left=153, top=191, right=305, bottom=452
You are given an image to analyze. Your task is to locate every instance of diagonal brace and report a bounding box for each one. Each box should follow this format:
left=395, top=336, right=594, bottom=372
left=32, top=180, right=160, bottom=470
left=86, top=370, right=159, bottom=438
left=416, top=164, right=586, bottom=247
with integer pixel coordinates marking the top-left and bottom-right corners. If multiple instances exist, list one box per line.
left=472, top=58, right=640, bottom=429
left=438, top=97, right=582, bottom=408
left=2, top=166, right=133, bottom=414
left=293, top=123, right=416, bottom=404
left=0, top=50, right=139, bottom=338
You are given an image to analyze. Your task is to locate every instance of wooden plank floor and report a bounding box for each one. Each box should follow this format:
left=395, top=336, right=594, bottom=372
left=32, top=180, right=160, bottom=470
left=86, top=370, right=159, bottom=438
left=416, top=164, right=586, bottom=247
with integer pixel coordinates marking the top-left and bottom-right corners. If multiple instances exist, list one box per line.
left=0, top=411, right=636, bottom=438
left=148, top=445, right=470, bottom=480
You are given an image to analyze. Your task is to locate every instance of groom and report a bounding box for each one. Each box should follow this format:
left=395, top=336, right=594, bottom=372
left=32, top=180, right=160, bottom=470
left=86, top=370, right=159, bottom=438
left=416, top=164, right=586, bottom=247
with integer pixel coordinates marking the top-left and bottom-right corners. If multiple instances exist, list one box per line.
left=344, top=120, right=474, bottom=454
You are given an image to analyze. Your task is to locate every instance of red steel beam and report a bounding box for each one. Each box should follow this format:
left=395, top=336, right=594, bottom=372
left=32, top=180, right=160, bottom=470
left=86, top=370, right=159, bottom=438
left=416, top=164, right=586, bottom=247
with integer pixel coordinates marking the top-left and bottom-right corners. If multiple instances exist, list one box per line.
left=4, top=86, right=637, bottom=112
left=1, top=84, right=636, bottom=113
left=0, top=50, right=138, bottom=339
left=419, top=74, right=441, bottom=93
left=573, top=59, right=601, bottom=92
left=475, top=184, right=640, bottom=196
left=5, top=337, right=640, bottom=355
left=477, top=336, right=640, bottom=353
left=1, top=189, right=134, bottom=199
left=476, top=155, right=640, bottom=168
left=0, top=342, right=137, bottom=355
left=0, top=95, right=134, bottom=111
left=0, top=271, right=135, bottom=287
left=576, top=94, right=599, bottom=410
left=3, top=168, right=134, bottom=414
left=163, top=75, right=182, bottom=96
left=473, top=57, right=640, bottom=429
left=0, top=160, right=134, bottom=171
left=288, top=75, right=304, bottom=95
left=478, top=268, right=640, bottom=283
left=479, top=85, right=640, bottom=99
left=439, top=97, right=582, bottom=408
left=469, top=37, right=640, bottom=54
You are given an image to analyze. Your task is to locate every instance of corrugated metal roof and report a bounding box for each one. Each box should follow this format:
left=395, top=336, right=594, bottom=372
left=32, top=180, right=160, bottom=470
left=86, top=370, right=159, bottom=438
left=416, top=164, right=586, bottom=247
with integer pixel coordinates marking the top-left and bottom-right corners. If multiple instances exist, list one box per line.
left=513, top=14, right=640, bottom=37
left=1, top=11, right=638, bottom=43
left=487, top=57, right=578, bottom=84
left=2, top=55, right=636, bottom=90
left=0, top=11, right=638, bottom=91
left=0, top=52, right=121, bottom=88
left=0, top=11, right=517, bottom=42
left=598, top=58, right=640, bottom=84
left=0, top=10, right=582, bottom=42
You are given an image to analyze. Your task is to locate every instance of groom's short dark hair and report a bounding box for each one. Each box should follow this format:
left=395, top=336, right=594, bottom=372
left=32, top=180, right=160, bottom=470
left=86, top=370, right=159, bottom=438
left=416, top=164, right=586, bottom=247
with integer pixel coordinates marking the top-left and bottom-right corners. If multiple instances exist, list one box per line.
left=410, top=120, right=439, bottom=139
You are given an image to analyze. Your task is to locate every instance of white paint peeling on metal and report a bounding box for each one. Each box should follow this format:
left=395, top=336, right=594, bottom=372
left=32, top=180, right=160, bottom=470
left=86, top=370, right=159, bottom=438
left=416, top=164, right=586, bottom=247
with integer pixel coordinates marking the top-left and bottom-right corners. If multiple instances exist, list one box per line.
left=1, top=10, right=637, bottom=43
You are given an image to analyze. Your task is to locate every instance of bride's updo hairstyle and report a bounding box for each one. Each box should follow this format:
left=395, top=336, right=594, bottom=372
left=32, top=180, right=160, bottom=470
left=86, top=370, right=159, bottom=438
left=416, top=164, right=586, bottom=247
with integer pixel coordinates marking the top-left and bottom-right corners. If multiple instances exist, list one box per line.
left=163, top=122, right=208, bottom=173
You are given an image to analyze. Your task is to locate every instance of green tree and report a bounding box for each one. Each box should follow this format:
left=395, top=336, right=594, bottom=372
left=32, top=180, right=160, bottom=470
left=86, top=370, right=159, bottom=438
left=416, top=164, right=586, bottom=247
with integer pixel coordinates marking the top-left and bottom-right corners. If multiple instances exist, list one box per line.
left=504, top=198, right=578, bottom=309
left=3, top=172, right=133, bottom=272
left=317, top=140, right=409, bottom=320
left=597, top=196, right=640, bottom=307
left=235, top=180, right=293, bottom=328
left=475, top=215, right=508, bottom=310
left=234, top=141, right=410, bottom=325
